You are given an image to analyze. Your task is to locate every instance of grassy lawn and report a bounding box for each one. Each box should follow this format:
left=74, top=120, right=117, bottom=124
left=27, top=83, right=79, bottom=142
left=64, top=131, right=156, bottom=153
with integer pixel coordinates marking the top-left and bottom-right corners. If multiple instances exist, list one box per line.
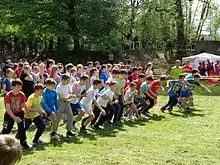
left=0, top=84, right=220, bottom=165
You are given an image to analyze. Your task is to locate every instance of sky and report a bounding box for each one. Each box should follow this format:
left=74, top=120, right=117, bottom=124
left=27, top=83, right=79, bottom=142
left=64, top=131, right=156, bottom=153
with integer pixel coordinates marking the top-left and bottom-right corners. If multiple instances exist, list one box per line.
left=191, top=0, right=220, bottom=35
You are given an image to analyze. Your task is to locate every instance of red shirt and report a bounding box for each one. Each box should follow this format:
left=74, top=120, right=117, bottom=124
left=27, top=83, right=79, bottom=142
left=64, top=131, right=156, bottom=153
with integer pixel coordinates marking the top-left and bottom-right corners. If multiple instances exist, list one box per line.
left=146, top=80, right=161, bottom=100
left=183, top=65, right=193, bottom=73
left=133, top=79, right=142, bottom=91
left=5, top=91, right=26, bottom=114
left=124, top=79, right=142, bottom=93
left=131, top=72, right=138, bottom=81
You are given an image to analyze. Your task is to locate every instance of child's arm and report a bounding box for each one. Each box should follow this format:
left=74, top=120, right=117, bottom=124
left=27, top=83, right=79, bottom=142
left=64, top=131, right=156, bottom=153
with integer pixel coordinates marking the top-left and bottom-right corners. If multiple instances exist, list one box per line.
left=54, top=92, right=59, bottom=112
left=2, top=84, right=7, bottom=94
left=199, top=83, right=211, bottom=93
left=5, top=104, right=21, bottom=123
left=41, top=93, right=52, bottom=114
left=93, top=99, right=106, bottom=116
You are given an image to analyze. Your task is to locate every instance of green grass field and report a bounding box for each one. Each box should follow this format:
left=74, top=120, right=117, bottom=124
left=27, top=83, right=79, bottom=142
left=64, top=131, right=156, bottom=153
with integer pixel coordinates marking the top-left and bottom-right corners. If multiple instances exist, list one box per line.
left=0, top=84, right=220, bottom=165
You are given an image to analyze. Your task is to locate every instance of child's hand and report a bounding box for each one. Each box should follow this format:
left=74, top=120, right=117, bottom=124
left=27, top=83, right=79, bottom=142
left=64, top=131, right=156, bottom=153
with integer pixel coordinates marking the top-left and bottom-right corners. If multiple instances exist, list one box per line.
left=50, top=112, right=56, bottom=121
left=82, top=93, right=88, bottom=97
left=114, top=100, right=119, bottom=104
left=15, top=117, right=22, bottom=123
left=101, top=110, right=106, bottom=116
left=207, top=89, right=212, bottom=93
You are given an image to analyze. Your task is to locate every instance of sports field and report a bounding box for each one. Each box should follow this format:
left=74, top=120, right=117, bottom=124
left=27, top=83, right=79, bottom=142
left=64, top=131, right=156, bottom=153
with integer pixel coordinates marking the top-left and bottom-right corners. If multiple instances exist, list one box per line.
left=0, top=85, right=220, bottom=165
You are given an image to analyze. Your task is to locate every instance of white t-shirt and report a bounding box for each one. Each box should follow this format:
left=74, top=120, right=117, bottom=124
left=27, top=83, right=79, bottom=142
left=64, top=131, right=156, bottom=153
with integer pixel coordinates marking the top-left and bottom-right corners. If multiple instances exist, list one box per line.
left=56, top=83, right=71, bottom=99
left=145, top=69, right=153, bottom=77
left=124, top=88, right=136, bottom=104
left=90, top=75, right=97, bottom=86
left=70, top=81, right=86, bottom=104
left=106, top=76, right=117, bottom=84
left=97, top=89, right=114, bottom=108
left=80, top=86, right=98, bottom=106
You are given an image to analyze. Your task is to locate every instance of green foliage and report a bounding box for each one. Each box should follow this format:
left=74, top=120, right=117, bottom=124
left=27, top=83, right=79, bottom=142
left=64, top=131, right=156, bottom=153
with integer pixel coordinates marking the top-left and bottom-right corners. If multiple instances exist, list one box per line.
left=0, top=0, right=219, bottom=60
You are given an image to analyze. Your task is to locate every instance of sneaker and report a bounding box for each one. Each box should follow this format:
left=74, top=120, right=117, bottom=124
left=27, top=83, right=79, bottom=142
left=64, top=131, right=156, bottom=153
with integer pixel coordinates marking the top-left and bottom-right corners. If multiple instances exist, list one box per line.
left=73, top=124, right=79, bottom=132
left=160, top=107, right=166, bottom=113
left=186, top=107, right=192, bottom=113
left=66, top=131, right=75, bottom=137
left=50, top=134, right=60, bottom=140
left=94, top=125, right=102, bottom=130
left=33, top=139, right=44, bottom=145
left=22, top=142, right=30, bottom=150
left=80, top=127, right=87, bottom=134
left=177, top=103, right=182, bottom=108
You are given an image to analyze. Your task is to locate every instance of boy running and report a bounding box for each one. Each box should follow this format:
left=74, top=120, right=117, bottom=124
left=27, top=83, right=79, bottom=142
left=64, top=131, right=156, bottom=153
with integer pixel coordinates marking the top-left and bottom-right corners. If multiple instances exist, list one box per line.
left=1, top=79, right=29, bottom=149
left=70, top=75, right=89, bottom=131
left=56, top=74, right=75, bottom=137
left=41, top=78, right=59, bottom=140
left=80, top=79, right=106, bottom=133
left=142, top=75, right=167, bottom=115
left=24, top=84, right=46, bottom=145
left=160, top=74, right=185, bottom=113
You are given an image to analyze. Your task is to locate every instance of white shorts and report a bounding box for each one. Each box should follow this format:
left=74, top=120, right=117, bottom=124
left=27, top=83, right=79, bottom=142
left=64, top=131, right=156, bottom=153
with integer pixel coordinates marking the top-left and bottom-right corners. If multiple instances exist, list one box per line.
left=81, top=104, right=94, bottom=116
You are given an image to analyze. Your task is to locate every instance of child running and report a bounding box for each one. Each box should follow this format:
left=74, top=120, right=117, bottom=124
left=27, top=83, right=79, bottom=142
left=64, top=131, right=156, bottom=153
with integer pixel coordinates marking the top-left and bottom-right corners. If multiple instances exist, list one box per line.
left=41, top=78, right=59, bottom=140
left=1, top=79, right=29, bottom=149
left=124, top=82, right=140, bottom=120
left=80, top=79, right=106, bottom=133
left=179, top=74, right=211, bottom=112
left=160, top=74, right=185, bottom=113
left=142, top=75, right=167, bottom=115
left=70, top=75, right=89, bottom=131
left=24, top=84, right=46, bottom=145
left=56, top=74, right=76, bottom=137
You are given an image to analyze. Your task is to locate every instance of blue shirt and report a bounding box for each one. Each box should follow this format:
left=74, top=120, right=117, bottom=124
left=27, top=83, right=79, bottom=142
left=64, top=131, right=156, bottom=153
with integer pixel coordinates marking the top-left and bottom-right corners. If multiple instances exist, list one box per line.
left=168, top=80, right=182, bottom=96
left=100, top=72, right=108, bottom=83
left=3, top=78, right=12, bottom=92
left=41, top=88, right=58, bottom=113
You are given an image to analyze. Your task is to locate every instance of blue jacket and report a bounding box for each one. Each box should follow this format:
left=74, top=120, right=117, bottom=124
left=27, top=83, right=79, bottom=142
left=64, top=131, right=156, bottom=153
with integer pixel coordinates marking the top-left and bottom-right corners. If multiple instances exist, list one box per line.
left=41, top=88, right=58, bottom=113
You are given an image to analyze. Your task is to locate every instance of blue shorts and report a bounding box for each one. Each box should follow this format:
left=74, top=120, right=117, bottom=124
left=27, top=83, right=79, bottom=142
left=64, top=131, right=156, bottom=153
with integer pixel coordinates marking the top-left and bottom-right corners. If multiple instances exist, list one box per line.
left=179, top=89, right=191, bottom=98
left=70, top=103, right=83, bottom=111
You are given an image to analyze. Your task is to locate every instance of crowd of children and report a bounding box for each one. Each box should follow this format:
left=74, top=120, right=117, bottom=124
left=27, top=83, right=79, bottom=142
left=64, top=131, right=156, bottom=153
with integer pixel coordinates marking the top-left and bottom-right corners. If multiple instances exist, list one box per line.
left=0, top=59, right=212, bottom=149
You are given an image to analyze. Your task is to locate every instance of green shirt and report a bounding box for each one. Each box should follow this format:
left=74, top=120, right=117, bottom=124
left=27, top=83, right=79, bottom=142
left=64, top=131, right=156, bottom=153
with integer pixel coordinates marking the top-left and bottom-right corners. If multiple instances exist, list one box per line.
left=24, top=93, right=42, bottom=119
left=171, top=66, right=183, bottom=79
left=115, top=78, right=125, bottom=96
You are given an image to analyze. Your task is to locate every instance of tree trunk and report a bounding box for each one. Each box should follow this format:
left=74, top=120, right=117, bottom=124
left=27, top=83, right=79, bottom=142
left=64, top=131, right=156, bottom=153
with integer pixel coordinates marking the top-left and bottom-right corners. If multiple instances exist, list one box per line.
left=175, top=0, right=185, bottom=58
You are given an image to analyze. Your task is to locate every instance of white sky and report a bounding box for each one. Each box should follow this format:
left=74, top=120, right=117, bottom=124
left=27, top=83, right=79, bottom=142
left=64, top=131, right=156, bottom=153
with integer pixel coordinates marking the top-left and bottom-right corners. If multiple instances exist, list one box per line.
left=192, top=0, right=220, bottom=34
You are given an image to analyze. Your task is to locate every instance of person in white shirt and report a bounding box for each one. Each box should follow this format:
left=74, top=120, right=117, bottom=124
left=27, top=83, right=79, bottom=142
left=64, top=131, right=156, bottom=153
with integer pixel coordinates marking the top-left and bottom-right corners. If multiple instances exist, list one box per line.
left=92, top=81, right=118, bottom=129
left=124, top=82, right=140, bottom=120
left=145, top=62, right=153, bottom=77
left=80, top=79, right=106, bottom=133
left=70, top=75, right=89, bottom=131
left=56, top=74, right=75, bottom=137
left=89, top=68, right=98, bottom=86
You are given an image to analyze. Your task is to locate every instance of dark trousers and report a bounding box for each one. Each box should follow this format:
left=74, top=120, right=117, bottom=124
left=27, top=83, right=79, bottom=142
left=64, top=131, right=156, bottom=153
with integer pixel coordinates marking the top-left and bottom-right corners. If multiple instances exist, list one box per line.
left=162, top=95, right=178, bottom=110
left=113, top=95, right=124, bottom=123
left=143, top=95, right=155, bottom=113
left=90, top=104, right=115, bottom=126
left=96, top=104, right=113, bottom=126
left=25, top=116, right=45, bottom=142
left=91, top=106, right=101, bottom=126
left=1, top=112, right=27, bottom=144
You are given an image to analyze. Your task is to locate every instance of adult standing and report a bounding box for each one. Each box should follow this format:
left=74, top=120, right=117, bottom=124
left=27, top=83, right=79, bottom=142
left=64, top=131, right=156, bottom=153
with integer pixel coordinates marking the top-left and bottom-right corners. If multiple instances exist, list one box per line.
left=20, top=65, right=34, bottom=98
left=145, top=62, right=153, bottom=77
left=182, top=60, right=193, bottom=74
left=170, top=60, right=183, bottom=79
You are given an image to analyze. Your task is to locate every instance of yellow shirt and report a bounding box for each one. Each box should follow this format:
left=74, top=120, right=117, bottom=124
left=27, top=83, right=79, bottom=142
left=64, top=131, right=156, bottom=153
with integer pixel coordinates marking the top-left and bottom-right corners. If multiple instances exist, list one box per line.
left=24, top=93, right=42, bottom=119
